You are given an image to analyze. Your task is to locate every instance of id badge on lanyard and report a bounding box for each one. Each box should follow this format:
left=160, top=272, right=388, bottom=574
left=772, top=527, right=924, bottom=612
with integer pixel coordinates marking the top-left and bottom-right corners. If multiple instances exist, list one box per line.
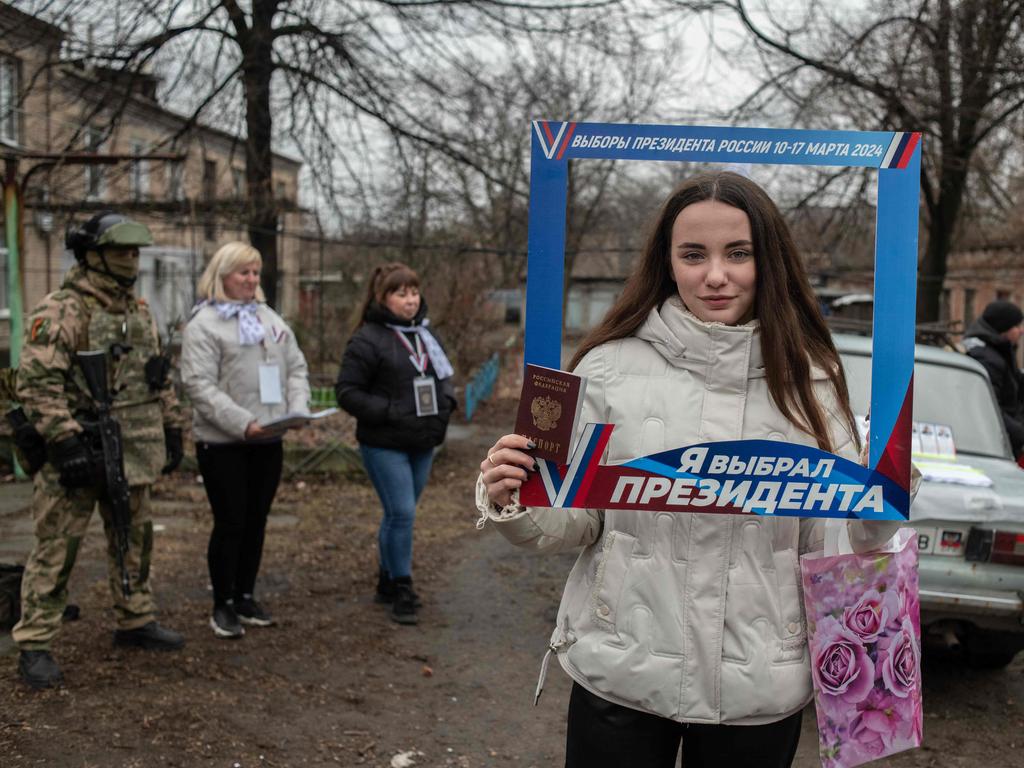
left=395, top=330, right=438, bottom=417
left=257, top=341, right=283, bottom=404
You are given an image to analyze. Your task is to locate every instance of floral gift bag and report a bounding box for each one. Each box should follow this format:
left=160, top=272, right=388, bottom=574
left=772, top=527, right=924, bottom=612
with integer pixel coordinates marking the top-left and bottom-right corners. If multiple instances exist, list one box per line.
left=800, top=525, right=923, bottom=768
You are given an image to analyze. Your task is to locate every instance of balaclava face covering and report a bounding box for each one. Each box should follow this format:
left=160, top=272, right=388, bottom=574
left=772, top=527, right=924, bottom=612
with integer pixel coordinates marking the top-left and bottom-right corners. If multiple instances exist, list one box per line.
left=84, top=248, right=139, bottom=294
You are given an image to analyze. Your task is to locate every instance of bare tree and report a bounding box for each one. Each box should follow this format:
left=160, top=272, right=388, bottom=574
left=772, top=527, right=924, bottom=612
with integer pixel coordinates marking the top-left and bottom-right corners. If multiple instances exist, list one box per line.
left=438, top=17, right=679, bottom=296
left=304, top=8, right=682, bottom=339
left=695, top=0, right=1024, bottom=321
left=15, top=0, right=628, bottom=307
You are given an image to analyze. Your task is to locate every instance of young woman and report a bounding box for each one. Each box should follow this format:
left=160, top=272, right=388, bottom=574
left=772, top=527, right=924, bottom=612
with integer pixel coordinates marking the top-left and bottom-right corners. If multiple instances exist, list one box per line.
left=476, top=172, right=902, bottom=768
left=181, top=242, right=310, bottom=639
left=335, top=263, right=456, bottom=625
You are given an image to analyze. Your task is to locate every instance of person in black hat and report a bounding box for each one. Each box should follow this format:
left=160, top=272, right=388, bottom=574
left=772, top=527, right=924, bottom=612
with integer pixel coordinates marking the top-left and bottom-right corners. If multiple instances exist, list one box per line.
left=963, top=300, right=1024, bottom=458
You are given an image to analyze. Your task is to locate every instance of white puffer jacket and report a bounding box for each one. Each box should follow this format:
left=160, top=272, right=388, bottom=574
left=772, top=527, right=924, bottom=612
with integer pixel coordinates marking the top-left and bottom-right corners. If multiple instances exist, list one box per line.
left=476, top=298, right=900, bottom=725
left=181, top=303, right=310, bottom=443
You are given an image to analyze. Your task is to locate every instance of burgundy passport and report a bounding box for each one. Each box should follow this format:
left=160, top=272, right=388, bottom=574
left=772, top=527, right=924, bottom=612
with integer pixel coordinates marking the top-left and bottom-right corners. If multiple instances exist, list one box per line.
left=514, top=364, right=588, bottom=465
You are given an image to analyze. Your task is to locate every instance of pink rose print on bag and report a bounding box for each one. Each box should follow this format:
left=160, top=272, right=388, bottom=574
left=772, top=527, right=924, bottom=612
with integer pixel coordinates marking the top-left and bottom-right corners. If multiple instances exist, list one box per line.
left=842, top=589, right=889, bottom=643
left=801, top=527, right=923, bottom=768
left=879, top=616, right=921, bottom=699
left=811, top=616, right=875, bottom=708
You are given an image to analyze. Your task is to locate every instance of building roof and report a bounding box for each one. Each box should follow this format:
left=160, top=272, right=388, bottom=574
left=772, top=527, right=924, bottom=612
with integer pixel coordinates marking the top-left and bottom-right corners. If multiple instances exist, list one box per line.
left=0, top=3, right=65, bottom=43
left=59, top=65, right=303, bottom=168
left=570, top=249, right=635, bottom=281
left=0, top=4, right=301, bottom=169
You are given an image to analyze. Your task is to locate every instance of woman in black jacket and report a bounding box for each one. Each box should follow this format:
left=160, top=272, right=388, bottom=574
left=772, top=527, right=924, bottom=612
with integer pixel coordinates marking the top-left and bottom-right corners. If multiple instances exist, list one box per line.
left=335, top=263, right=456, bottom=624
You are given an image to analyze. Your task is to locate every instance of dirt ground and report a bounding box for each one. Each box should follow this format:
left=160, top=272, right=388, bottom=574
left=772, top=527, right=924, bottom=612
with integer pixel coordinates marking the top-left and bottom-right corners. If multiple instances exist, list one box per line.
left=1, top=397, right=1022, bottom=768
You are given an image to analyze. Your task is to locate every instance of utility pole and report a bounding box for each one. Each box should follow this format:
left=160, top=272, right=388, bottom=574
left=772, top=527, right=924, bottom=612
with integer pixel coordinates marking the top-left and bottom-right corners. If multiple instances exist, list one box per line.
left=4, top=157, right=24, bottom=370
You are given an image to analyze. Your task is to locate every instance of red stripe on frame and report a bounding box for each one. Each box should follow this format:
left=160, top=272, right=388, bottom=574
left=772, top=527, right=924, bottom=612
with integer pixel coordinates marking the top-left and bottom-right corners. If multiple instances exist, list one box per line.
left=570, top=426, right=613, bottom=505
left=542, top=121, right=555, bottom=145
left=896, top=132, right=921, bottom=169
left=874, top=375, right=914, bottom=492
left=556, top=123, right=577, bottom=160
left=520, top=474, right=550, bottom=507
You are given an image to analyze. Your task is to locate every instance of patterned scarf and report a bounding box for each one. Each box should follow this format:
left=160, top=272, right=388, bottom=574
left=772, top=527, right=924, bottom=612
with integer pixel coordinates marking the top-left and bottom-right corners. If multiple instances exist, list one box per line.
left=385, top=319, right=454, bottom=379
left=214, top=301, right=266, bottom=346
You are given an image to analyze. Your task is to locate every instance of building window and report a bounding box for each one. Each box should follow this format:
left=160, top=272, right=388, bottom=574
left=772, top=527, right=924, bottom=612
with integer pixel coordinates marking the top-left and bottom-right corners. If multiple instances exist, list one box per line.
left=166, top=162, right=184, bottom=202
left=0, top=56, right=19, bottom=145
left=589, top=288, right=616, bottom=327
left=940, top=289, right=950, bottom=322
left=963, top=288, right=976, bottom=327
left=203, top=159, right=217, bottom=201
left=997, top=289, right=1012, bottom=302
left=232, top=167, right=245, bottom=199
left=85, top=126, right=105, bottom=200
left=129, top=139, right=149, bottom=201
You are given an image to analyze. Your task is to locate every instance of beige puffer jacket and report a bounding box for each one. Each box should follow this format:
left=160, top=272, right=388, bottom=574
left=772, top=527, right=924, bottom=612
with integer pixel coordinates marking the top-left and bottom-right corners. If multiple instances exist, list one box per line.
left=181, top=303, right=310, bottom=443
left=476, top=298, right=901, bottom=725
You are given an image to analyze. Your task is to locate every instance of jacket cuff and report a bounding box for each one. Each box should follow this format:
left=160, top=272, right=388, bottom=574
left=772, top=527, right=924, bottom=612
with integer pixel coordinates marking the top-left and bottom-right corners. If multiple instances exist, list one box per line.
left=847, top=520, right=901, bottom=554
left=474, top=474, right=527, bottom=524
left=287, top=398, right=310, bottom=415
left=225, top=408, right=256, bottom=441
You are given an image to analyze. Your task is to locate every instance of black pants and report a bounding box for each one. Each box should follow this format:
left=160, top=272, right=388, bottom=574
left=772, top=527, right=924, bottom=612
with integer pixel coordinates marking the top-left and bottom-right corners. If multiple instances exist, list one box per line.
left=565, top=683, right=803, bottom=768
left=196, top=440, right=283, bottom=606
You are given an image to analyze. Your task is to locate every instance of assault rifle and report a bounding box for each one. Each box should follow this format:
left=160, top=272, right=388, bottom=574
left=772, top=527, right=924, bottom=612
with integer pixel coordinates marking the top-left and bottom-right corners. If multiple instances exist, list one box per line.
left=76, top=350, right=132, bottom=597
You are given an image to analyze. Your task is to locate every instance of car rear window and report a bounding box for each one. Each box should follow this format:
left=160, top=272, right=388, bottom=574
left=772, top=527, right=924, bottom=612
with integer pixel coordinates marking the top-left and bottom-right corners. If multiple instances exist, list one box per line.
left=840, top=352, right=1011, bottom=459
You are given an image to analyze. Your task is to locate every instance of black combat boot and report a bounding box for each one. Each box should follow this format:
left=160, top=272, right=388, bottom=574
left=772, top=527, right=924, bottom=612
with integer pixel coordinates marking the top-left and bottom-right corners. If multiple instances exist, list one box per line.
left=113, top=621, right=185, bottom=651
left=391, top=577, right=418, bottom=625
left=18, top=650, right=63, bottom=690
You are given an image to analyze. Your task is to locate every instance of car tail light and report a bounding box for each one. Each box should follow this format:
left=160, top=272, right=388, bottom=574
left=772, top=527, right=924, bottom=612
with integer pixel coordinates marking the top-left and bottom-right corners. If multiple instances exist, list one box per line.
left=965, top=527, right=1024, bottom=566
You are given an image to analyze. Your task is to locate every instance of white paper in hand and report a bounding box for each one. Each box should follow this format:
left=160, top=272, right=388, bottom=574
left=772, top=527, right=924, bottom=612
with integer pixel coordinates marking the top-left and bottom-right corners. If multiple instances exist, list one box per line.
left=259, top=408, right=339, bottom=432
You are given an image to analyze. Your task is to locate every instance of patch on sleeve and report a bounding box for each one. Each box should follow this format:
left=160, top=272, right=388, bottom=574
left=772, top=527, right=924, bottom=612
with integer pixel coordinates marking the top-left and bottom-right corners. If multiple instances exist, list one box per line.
left=29, top=317, right=50, bottom=343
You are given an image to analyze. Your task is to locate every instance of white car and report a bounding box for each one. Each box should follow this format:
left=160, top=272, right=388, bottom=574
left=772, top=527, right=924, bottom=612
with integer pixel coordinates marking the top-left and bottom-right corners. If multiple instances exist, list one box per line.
left=838, top=334, right=1024, bottom=668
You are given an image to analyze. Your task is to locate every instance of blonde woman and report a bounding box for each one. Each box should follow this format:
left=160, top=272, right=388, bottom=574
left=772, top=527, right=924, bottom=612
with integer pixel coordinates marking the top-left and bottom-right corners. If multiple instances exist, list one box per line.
left=181, top=242, right=310, bottom=639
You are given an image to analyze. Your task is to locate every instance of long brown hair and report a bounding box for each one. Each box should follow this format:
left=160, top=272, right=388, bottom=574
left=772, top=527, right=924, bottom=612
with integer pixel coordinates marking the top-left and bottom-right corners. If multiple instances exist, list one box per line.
left=569, top=171, right=857, bottom=452
left=353, top=262, right=420, bottom=331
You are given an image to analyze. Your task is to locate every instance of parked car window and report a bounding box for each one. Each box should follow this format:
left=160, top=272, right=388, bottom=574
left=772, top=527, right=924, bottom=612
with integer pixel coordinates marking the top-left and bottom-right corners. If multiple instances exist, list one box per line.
left=840, top=352, right=1010, bottom=460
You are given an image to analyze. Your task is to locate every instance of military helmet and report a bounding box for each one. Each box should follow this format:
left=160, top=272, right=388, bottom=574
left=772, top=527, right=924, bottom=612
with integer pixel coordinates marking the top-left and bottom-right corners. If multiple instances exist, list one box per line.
left=66, top=211, right=153, bottom=288
left=66, top=211, right=153, bottom=257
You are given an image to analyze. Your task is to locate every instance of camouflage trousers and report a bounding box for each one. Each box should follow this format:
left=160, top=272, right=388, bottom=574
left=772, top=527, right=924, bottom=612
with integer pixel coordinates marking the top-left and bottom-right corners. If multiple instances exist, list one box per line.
left=12, top=468, right=157, bottom=650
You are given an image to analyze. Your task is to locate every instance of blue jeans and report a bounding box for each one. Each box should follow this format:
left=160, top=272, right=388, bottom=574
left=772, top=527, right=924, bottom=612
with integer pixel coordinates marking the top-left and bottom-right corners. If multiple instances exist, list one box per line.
left=359, top=444, right=434, bottom=580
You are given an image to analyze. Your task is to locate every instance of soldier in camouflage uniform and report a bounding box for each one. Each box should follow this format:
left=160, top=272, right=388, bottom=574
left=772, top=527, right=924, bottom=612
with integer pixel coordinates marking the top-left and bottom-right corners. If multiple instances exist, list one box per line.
left=13, top=211, right=186, bottom=689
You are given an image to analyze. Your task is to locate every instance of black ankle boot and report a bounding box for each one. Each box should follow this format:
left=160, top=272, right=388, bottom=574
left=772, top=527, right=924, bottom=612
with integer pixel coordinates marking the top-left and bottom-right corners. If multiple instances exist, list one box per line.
left=376, top=569, right=422, bottom=607
left=391, top=578, right=418, bottom=625
left=374, top=568, right=396, bottom=604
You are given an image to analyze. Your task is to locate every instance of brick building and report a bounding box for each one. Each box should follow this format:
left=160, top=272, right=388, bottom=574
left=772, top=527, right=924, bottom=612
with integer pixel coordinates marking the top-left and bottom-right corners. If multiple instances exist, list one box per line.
left=0, top=4, right=307, bottom=362
left=943, top=246, right=1024, bottom=330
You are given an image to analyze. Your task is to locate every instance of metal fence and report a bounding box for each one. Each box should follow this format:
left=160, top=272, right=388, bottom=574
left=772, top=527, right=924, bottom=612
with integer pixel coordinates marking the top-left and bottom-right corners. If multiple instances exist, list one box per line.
left=310, top=386, right=337, bottom=409
left=464, top=353, right=500, bottom=421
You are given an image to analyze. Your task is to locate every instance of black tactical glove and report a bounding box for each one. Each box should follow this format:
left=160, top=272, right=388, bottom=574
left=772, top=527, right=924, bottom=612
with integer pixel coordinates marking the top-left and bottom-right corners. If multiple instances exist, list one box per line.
left=144, top=354, right=172, bottom=391
left=49, top=434, right=99, bottom=488
left=162, top=427, right=183, bottom=475
left=6, top=407, right=48, bottom=475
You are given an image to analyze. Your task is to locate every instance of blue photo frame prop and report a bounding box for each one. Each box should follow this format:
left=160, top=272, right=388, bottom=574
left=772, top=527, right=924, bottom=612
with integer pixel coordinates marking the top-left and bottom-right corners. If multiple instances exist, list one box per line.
left=524, top=121, right=921, bottom=520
